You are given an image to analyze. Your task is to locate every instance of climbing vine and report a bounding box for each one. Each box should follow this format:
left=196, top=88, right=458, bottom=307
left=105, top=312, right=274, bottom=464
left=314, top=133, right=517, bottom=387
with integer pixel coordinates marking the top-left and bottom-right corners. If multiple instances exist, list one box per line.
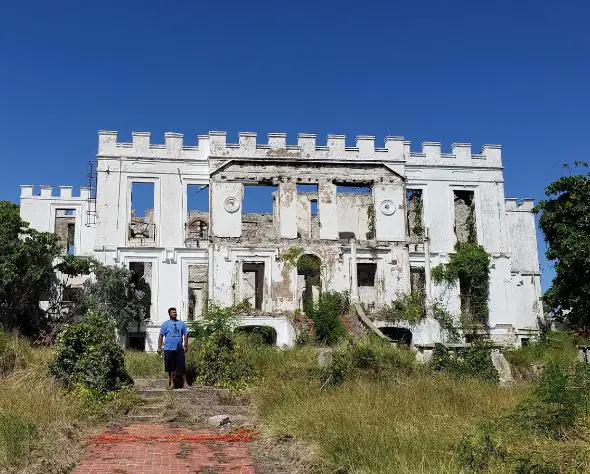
left=466, top=200, right=477, bottom=244
left=407, top=189, right=423, bottom=236
left=431, top=242, right=490, bottom=327
left=377, top=292, right=461, bottom=342
left=281, top=247, right=304, bottom=268
left=367, top=204, right=376, bottom=239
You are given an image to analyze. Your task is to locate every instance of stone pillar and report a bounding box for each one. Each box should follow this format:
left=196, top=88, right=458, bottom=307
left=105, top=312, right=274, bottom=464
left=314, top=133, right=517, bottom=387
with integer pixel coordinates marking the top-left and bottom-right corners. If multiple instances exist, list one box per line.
left=350, top=238, right=359, bottom=302
left=424, top=227, right=432, bottom=301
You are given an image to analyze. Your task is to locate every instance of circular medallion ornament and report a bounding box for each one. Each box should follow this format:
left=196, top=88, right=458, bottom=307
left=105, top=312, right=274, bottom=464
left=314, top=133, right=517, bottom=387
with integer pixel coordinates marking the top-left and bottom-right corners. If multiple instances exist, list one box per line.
left=379, top=199, right=396, bottom=216
left=224, top=196, right=240, bottom=213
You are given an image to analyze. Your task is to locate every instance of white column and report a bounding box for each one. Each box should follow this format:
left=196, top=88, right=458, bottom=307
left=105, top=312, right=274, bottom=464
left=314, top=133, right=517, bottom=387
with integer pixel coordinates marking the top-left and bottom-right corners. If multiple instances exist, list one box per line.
left=424, top=227, right=432, bottom=301
left=350, top=238, right=359, bottom=302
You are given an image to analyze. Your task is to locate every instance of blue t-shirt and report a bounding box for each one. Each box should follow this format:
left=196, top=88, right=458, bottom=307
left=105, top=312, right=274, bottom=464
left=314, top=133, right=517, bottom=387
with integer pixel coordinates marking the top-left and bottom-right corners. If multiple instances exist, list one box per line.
left=159, top=319, right=188, bottom=351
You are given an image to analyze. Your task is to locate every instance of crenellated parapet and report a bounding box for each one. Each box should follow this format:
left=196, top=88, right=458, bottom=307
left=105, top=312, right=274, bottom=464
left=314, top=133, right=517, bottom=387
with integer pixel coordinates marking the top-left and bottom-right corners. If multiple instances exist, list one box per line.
left=505, top=198, right=535, bottom=212
left=208, top=132, right=405, bottom=162
left=97, top=130, right=502, bottom=168
left=20, top=185, right=92, bottom=200
left=405, top=142, right=502, bottom=168
left=97, top=131, right=208, bottom=160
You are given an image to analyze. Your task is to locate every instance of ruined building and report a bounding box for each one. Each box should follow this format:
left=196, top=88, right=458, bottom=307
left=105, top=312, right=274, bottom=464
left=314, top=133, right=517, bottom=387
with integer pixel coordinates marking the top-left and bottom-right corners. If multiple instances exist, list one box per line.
left=19, top=131, right=542, bottom=349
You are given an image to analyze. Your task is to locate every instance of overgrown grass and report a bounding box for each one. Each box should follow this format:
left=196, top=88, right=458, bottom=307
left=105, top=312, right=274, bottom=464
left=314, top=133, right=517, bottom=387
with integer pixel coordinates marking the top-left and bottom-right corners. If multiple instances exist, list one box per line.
left=0, top=333, right=139, bottom=472
left=504, top=331, right=578, bottom=378
left=249, top=339, right=524, bottom=473
left=0, top=334, right=89, bottom=471
left=125, top=350, right=165, bottom=378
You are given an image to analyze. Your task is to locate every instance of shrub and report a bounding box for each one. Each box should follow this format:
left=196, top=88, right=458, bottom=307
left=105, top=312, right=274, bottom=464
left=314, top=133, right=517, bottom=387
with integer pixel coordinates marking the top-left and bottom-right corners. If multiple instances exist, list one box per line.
left=304, top=291, right=348, bottom=345
left=50, top=313, right=132, bottom=393
left=187, top=333, right=254, bottom=389
left=319, top=336, right=416, bottom=386
left=0, top=331, right=16, bottom=376
left=432, top=341, right=498, bottom=382
left=187, top=302, right=240, bottom=340
left=512, top=361, right=590, bottom=437
left=504, top=331, right=578, bottom=378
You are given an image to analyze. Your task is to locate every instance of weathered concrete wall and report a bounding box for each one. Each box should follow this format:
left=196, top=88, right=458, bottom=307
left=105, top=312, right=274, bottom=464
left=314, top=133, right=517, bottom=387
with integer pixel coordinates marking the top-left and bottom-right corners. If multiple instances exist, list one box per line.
left=20, top=130, right=543, bottom=350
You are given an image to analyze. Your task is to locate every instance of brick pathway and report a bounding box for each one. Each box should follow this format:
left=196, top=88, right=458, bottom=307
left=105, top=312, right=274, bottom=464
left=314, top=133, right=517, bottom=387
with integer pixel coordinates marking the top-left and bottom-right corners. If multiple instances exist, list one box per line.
left=74, top=424, right=256, bottom=474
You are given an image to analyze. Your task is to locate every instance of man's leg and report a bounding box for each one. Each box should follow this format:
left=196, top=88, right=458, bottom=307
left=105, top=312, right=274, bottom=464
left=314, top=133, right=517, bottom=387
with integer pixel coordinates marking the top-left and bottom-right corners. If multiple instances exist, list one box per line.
left=168, top=371, right=173, bottom=389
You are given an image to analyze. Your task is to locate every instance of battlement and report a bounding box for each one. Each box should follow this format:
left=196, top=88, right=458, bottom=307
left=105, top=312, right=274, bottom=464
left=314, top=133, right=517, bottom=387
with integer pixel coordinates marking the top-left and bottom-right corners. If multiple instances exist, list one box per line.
left=97, top=131, right=207, bottom=160
left=505, top=198, right=535, bottom=212
left=20, top=185, right=91, bottom=200
left=405, top=142, right=502, bottom=168
left=97, top=130, right=502, bottom=167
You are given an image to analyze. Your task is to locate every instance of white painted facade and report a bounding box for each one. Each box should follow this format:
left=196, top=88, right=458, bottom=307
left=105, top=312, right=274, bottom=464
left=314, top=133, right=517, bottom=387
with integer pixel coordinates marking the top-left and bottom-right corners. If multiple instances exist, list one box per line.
left=19, top=130, right=542, bottom=349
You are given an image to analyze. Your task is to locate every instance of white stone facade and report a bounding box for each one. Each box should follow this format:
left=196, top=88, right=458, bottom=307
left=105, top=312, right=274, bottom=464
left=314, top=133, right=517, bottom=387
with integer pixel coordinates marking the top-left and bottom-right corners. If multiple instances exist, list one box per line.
left=19, top=130, right=542, bottom=349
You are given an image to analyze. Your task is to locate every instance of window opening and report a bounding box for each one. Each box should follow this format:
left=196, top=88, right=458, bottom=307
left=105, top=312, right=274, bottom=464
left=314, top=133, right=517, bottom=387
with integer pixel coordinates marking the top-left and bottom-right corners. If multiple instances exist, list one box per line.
left=336, top=185, right=372, bottom=193
left=357, top=263, right=377, bottom=287
left=453, top=190, right=476, bottom=244
left=188, top=264, right=208, bottom=320
left=406, top=189, right=424, bottom=239
left=127, top=332, right=146, bottom=351
left=130, top=182, right=155, bottom=241
left=55, top=208, right=76, bottom=255
left=297, top=254, right=321, bottom=308
left=129, top=262, right=152, bottom=322
left=242, top=263, right=264, bottom=310
left=310, top=199, right=318, bottom=216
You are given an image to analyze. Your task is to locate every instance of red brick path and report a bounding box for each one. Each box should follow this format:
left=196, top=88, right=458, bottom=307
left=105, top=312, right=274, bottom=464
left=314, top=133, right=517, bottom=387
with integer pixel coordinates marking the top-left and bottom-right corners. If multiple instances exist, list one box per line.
left=74, top=424, right=256, bottom=474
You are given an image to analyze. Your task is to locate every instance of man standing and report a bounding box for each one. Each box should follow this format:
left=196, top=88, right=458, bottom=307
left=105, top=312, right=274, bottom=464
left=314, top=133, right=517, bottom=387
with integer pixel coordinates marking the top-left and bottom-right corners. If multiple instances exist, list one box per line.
left=157, top=307, right=190, bottom=389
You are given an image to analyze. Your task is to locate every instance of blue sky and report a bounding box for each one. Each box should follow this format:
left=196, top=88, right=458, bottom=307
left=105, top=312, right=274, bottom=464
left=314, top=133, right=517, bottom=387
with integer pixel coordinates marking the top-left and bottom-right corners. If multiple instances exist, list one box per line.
left=1, top=0, right=589, bottom=290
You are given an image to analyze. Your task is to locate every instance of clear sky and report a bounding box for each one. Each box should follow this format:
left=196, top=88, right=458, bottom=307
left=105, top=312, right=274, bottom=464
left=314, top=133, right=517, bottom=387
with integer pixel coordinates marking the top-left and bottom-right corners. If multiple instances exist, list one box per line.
left=1, top=0, right=589, bottom=290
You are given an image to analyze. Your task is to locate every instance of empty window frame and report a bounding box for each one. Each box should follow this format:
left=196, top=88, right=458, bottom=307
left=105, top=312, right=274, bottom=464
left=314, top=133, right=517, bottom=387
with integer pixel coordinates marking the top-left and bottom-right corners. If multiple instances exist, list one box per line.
left=453, top=190, right=476, bottom=244
left=186, top=184, right=209, bottom=243
left=130, top=182, right=156, bottom=240
left=406, top=189, right=424, bottom=238
left=129, top=262, right=152, bottom=320
left=55, top=208, right=76, bottom=255
left=242, top=263, right=265, bottom=310
left=242, top=185, right=277, bottom=214
left=357, top=263, right=377, bottom=287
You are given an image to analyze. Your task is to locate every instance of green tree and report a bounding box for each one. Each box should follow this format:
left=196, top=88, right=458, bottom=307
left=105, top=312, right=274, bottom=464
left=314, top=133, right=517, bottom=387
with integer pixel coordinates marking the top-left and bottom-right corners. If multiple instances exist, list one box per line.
left=534, top=164, right=590, bottom=331
left=78, top=264, right=148, bottom=335
left=0, top=201, right=61, bottom=336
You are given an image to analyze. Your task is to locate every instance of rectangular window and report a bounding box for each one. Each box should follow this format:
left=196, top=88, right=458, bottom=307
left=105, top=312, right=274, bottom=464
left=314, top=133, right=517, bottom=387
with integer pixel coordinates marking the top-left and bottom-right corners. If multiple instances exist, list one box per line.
left=453, top=190, right=476, bottom=244
left=186, top=184, right=209, bottom=246
left=129, top=262, right=152, bottom=320
left=406, top=189, right=424, bottom=239
left=242, top=262, right=265, bottom=310
left=357, top=263, right=377, bottom=287
left=54, top=208, right=76, bottom=255
left=242, top=185, right=277, bottom=214
left=130, top=182, right=155, bottom=241
left=188, top=264, right=208, bottom=320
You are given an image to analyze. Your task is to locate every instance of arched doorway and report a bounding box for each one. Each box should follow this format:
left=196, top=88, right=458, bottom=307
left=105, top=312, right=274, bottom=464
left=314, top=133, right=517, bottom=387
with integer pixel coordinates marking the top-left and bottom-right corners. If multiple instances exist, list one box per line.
left=234, top=325, right=277, bottom=345
left=379, top=327, right=412, bottom=346
left=297, top=254, right=321, bottom=308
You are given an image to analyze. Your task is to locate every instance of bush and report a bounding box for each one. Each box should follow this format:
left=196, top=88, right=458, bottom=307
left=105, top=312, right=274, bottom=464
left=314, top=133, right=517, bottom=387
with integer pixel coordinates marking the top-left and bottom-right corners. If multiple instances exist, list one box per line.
left=432, top=341, right=498, bottom=382
left=304, top=291, right=348, bottom=345
left=319, top=336, right=416, bottom=386
left=187, top=333, right=254, bottom=389
left=512, top=361, right=590, bottom=437
left=504, top=331, right=578, bottom=378
left=0, top=331, right=16, bottom=376
left=50, top=313, right=133, bottom=393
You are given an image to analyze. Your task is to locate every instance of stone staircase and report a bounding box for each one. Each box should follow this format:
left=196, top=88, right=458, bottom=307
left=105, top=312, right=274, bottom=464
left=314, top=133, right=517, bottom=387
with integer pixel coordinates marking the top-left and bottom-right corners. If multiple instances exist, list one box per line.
left=129, top=379, right=254, bottom=428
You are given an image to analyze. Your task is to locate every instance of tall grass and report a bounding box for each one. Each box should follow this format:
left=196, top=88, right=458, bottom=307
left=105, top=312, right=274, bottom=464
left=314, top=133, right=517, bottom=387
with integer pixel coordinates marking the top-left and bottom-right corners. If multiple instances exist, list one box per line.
left=0, top=336, right=88, bottom=471
left=125, top=350, right=165, bottom=378
left=252, top=344, right=526, bottom=473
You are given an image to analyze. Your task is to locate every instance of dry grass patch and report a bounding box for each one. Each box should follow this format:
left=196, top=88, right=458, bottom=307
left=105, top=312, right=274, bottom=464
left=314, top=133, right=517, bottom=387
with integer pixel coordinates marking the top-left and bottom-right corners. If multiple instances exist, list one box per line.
left=255, top=348, right=525, bottom=474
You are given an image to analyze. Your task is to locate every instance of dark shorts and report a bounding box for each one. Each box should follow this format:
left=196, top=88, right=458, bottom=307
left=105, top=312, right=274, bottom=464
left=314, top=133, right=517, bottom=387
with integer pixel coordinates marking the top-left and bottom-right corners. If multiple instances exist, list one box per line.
left=164, top=349, right=186, bottom=374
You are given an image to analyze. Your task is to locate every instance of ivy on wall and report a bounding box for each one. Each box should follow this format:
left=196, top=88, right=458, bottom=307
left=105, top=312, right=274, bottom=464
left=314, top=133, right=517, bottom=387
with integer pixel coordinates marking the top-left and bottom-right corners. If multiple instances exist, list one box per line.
left=367, top=204, right=376, bottom=239
left=431, top=242, right=491, bottom=327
